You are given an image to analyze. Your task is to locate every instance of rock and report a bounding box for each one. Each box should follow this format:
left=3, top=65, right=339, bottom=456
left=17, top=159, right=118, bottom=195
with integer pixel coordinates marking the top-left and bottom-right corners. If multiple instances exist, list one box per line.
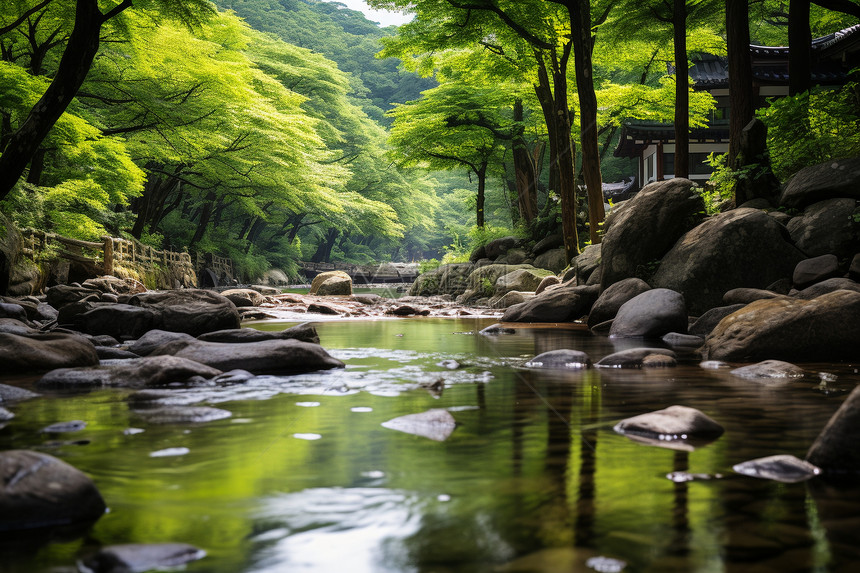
left=793, top=254, right=841, bottom=289
left=81, top=276, right=146, bottom=295
left=533, top=233, right=564, bottom=255
left=533, top=248, right=567, bottom=274
left=96, top=347, right=140, bottom=360
left=37, top=356, right=223, bottom=389
left=613, top=405, right=724, bottom=450
left=703, top=290, right=860, bottom=361
left=571, top=244, right=601, bottom=284
left=221, top=288, right=265, bottom=307
left=45, top=284, right=101, bottom=308
left=79, top=543, right=205, bottom=573
left=641, top=353, right=677, bottom=367
left=0, top=407, right=14, bottom=422
left=587, top=277, right=651, bottom=329
left=465, top=264, right=535, bottom=300
left=381, top=409, right=457, bottom=441
left=600, top=178, right=706, bottom=289
left=786, top=198, right=859, bottom=259
left=352, top=293, right=383, bottom=305
left=127, top=330, right=197, bottom=356
left=148, top=338, right=345, bottom=374
left=197, top=323, right=319, bottom=344
left=0, top=302, right=28, bottom=323
left=73, top=303, right=159, bottom=340
left=479, top=324, right=516, bottom=335
left=0, top=383, right=39, bottom=402
left=309, top=270, right=352, bottom=296
left=733, top=455, right=821, bottom=483
left=0, top=332, right=98, bottom=373
left=494, top=268, right=554, bottom=296
left=262, top=268, right=289, bottom=286
left=651, top=208, right=806, bottom=314
left=807, top=384, right=860, bottom=474
left=850, top=253, right=860, bottom=281
left=501, top=283, right=599, bottom=323
left=489, top=291, right=529, bottom=309
left=534, top=275, right=560, bottom=295
left=688, top=304, right=746, bottom=337
left=792, top=277, right=860, bottom=300
left=523, top=349, right=592, bottom=369
left=779, top=156, right=860, bottom=208
left=730, top=360, right=806, bottom=380
left=129, top=289, right=240, bottom=336
left=595, top=347, right=676, bottom=368
left=700, top=360, right=732, bottom=370
left=609, top=288, right=687, bottom=338
left=723, top=288, right=782, bottom=305
left=0, top=317, right=38, bottom=335
left=661, top=332, right=704, bottom=347
left=484, top=236, right=520, bottom=259
left=0, top=450, right=106, bottom=531
left=500, top=247, right=529, bottom=264
left=41, top=420, right=86, bottom=433
left=134, top=406, right=232, bottom=424
left=408, top=263, right=474, bottom=297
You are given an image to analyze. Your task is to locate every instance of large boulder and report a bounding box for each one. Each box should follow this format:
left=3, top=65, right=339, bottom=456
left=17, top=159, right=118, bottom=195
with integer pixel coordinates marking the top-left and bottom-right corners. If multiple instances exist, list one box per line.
left=484, top=236, right=521, bottom=259
left=702, top=289, right=860, bottom=362
left=587, top=277, right=651, bottom=329
left=494, top=268, right=555, bottom=296
left=128, top=289, right=240, bottom=336
left=651, top=208, right=806, bottom=314
left=779, top=156, right=860, bottom=209
left=72, top=303, right=159, bottom=340
left=533, top=248, right=568, bottom=274
left=786, top=198, right=860, bottom=259
left=220, top=288, right=265, bottom=307
left=197, top=323, right=319, bottom=344
left=609, top=288, right=687, bottom=338
left=148, top=338, right=345, bottom=374
left=501, top=283, right=599, bottom=323
left=309, top=271, right=352, bottom=296
left=600, top=178, right=706, bottom=289
left=36, top=356, right=223, bottom=389
left=0, top=332, right=98, bottom=373
left=807, top=384, right=860, bottom=474
left=461, top=264, right=534, bottom=301
left=793, top=277, right=860, bottom=300
left=408, top=263, right=474, bottom=297
left=613, top=405, right=724, bottom=442
left=793, top=254, right=840, bottom=289
left=570, top=244, right=601, bottom=284
left=45, top=284, right=101, bottom=308
left=0, top=450, right=106, bottom=531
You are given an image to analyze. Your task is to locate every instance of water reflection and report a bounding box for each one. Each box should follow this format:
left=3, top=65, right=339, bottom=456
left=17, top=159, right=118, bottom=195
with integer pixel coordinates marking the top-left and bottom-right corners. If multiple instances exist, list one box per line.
left=1, top=318, right=860, bottom=572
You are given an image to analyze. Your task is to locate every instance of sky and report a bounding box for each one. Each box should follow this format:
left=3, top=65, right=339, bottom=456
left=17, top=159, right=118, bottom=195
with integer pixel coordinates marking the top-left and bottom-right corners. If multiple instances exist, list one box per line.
left=322, top=0, right=413, bottom=27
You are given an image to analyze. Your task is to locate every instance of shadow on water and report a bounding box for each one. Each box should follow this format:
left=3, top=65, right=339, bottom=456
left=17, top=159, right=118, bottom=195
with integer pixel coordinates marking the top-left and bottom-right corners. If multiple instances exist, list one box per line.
left=1, top=317, right=860, bottom=572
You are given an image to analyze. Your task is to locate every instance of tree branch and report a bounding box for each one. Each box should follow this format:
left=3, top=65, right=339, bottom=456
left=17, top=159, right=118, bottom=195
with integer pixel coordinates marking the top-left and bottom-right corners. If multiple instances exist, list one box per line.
left=0, top=0, right=54, bottom=36
left=445, top=0, right=554, bottom=49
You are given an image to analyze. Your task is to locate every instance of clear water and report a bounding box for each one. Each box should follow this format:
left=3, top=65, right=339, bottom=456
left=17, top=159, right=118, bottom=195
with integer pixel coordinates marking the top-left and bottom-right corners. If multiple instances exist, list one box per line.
left=2, top=318, right=860, bottom=572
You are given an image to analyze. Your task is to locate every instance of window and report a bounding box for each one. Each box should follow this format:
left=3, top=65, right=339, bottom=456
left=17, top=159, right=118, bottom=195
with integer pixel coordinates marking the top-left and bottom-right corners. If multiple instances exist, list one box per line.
left=663, top=152, right=675, bottom=177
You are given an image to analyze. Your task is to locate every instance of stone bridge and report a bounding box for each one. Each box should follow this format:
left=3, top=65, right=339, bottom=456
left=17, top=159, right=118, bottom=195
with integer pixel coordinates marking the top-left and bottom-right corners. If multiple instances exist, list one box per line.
left=298, top=261, right=419, bottom=284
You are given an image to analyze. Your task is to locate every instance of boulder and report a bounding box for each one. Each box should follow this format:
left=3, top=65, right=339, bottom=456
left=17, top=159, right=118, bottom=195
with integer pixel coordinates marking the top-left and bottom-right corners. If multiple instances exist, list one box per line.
left=81, top=275, right=146, bottom=295
left=489, top=291, right=530, bottom=309
left=36, top=356, right=223, bottom=389
left=730, top=360, right=806, bottom=380
left=466, top=264, right=535, bottom=298
left=148, top=338, right=345, bottom=374
left=408, top=263, right=474, bottom=297
left=524, top=349, right=592, bottom=369
left=309, top=271, right=352, bottom=296
left=688, top=304, right=746, bottom=337
left=587, top=277, right=651, bottom=329
left=600, top=178, right=706, bottom=289
left=484, top=236, right=520, bottom=259
left=129, top=289, right=240, bottom=336
left=127, top=330, right=196, bottom=356
left=792, top=277, right=860, bottom=300
left=72, top=303, right=159, bottom=340
left=793, top=254, right=841, bottom=289
left=786, top=198, right=859, bottom=259
left=613, top=405, right=724, bottom=449
left=702, top=290, right=860, bottom=362
left=733, top=455, right=821, bottom=483
left=0, top=383, right=39, bottom=402
left=197, top=323, right=319, bottom=344
left=651, top=208, right=806, bottom=314
left=45, top=284, right=101, bottom=308
left=571, top=244, right=601, bottom=284
left=533, top=248, right=567, bottom=274
left=0, top=302, right=28, bottom=323
left=0, top=450, right=106, bottom=531
left=779, top=156, right=860, bottom=209
left=641, top=353, right=678, bottom=367
left=221, top=288, right=265, bottom=307
left=662, top=332, right=704, bottom=348
left=722, top=288, right=782, bottom=305
left=533, top=233, right=564, bottom=256
left=499, top=247, right=529, bottom=264
left=535, top=275, right=560, bottom=295
left=850, top=253, right=860, bottom=281
left=0, top=332, right=98, bottom=373
left=609, top=288, right=687, bottom=338
left=80, top=543, right=205, bottom=573
left=595, top=347, right=676, bottom=368
left=807, top=384, right=860, bottom=474
left=494, top=268, right=554, bottom=296
left=0, top=317, right=38, bottom=335
left=501, top=283, right=599, bottom=323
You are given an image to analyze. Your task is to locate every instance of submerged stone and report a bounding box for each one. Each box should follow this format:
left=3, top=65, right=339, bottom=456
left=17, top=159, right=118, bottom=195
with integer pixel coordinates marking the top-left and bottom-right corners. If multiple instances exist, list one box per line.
left=524, top=349, right=592, bottom=370
left=730, top=360, right=806, bottom=380
left=80, top=543, right=205, bottom=573
left=595, top=348, right=676, bottom=369
left=134, top=406, right=232, bottom=424
left=733, top=454, right=821, bottom=483
left=40, top=420, right=86, bottom=433
left=381, top=409, right=457, bottom=442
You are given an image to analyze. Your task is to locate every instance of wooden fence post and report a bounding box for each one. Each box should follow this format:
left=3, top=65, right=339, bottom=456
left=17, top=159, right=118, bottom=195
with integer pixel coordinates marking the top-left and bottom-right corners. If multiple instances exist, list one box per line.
left=102, top=236, right=113, bottom=276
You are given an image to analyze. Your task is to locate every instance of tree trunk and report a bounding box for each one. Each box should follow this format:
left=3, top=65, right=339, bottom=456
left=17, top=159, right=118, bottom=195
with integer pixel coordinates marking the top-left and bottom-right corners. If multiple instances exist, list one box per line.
left=286, top=213, right=305, bottom=243
left=0, top=0, right=108, bottom=201
left=673, top=0, right=690, bottom=179
left=511, top=98, right=538, bottom=223
left=570, top=0, right=605, bottom=245
left=726, top=0, right=754, bottom=170
left=26, top=148, right=46, bottom=186
left=311, top=228, right=338, bottom=263
left=476, top=163, right=487, bottom=228
left=789, top=0, right=812, bottom=96
left=189, top=191, right=217, bottom=246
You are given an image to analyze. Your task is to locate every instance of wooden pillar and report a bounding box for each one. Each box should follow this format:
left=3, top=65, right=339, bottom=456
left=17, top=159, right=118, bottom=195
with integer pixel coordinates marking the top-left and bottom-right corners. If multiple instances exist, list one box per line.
left=657, top=142, right=665, bottom=181
left=102, top=236, right=113, bottom=276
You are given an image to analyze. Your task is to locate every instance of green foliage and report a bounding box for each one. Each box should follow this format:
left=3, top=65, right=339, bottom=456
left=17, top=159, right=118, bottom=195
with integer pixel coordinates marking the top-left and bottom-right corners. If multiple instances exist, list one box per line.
left=418, top=258, right=441, bottom=274
left=479, top=276, right=494, bottom=298
left=758, top=83, right=860, bottom=181
left=701, top=153, right=762, bottom=213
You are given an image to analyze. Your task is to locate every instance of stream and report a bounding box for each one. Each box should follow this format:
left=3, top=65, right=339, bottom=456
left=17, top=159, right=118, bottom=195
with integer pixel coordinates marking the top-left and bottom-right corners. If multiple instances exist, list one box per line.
left=2, top=317, right=860, bottom=572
